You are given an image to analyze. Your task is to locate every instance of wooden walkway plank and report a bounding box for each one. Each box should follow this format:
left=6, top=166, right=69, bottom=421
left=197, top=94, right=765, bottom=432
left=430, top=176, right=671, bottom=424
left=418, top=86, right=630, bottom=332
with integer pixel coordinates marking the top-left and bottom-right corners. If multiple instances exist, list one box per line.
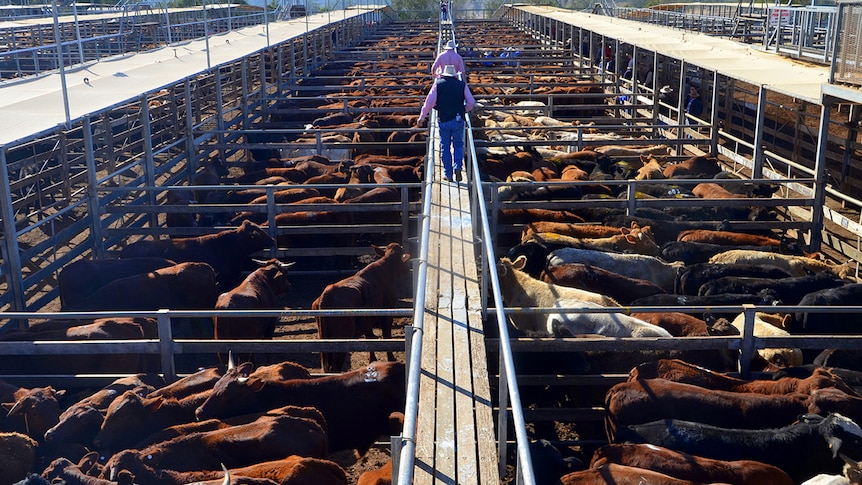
left=450, top=183, right=479, bottom=485
left=415, top=174, right=444, bottom=485
left=414, top=145, right=499, bottom=485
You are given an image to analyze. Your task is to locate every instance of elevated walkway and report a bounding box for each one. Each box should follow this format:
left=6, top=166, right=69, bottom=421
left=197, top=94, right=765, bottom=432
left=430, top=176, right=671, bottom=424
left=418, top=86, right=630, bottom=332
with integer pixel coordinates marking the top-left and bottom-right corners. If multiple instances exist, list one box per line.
left=413, top=143, right=500, bottom=484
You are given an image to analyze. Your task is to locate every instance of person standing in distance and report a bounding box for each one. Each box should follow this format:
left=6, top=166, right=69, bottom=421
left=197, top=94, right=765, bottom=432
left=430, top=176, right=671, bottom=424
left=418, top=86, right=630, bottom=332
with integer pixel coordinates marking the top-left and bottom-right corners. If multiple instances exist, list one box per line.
left=417, top=64, right=476, bottom=182
left=431, top=40, right=466, bottom=79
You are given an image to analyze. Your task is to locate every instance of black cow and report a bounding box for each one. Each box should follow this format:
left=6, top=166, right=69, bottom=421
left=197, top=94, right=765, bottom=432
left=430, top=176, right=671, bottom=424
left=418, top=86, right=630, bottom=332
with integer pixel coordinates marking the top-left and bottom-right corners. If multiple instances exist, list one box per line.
left=792, top=284, right=862, bottom=335
left=613, top=413, right=862, bottom=483
left=699, top=271, right=848, bottom=305
left=675, top=262, right=793, bottom=295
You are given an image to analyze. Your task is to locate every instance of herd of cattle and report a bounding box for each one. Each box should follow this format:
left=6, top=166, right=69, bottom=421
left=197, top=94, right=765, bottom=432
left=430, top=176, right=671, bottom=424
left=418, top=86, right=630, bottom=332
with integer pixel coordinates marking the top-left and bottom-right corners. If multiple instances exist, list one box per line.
left=0, top=358, right=406, bottom=484
left=4, top=19, right=862, bottom=485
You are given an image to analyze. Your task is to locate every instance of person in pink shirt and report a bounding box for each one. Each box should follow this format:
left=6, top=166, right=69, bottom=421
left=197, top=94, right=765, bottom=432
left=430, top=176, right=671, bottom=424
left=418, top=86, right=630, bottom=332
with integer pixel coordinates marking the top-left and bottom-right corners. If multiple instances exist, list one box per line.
left=431, top=40, right=466, bottom=79
left=417, top=65, right=475, bottom=182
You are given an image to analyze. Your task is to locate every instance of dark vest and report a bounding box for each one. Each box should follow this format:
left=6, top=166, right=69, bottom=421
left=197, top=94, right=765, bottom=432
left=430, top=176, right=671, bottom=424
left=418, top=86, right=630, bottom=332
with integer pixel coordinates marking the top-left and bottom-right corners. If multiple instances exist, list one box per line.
left=434, top=76, right=465, bottom=123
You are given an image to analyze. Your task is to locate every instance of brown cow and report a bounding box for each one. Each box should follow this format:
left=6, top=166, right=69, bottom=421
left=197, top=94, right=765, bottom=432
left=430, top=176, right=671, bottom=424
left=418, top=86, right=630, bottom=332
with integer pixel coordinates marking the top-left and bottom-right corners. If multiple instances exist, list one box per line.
left=524, top=226, right=660, bottom=257
left=357, top=459, right=392, bottom=485
left=541, top=264, right=666, bottom=305
left=521, top=222, right=623, bottom=243
left=590, top=443, right=794, bottom=485
left=677, top=229, right=781, bottom=247
left=629, top=359, right=860, bottom=396
left=333, top=164, right=376, bottom=202
left=67, top=262, right=217, bottom=314
left=662, top=154, right=721, bottom=178
left=120, top=220, right=274, bottom=287
left=94, top=388, right=213, bottom=453
left=630, top=312, right=736, bottom=337
left=135, top=405, right=323, bottom=450
left=44, top=374, right=165, bottom=446
left=102, top=411, right=328, bottom=474
left=313, top=243, right=411, bottom=372
left=0, top=318, right=159, bottom=374
left=214, top=259, right=295, bottom=363
left=561, top=463, right=705, bottom=485
left=102, top=455, right=347, bottom=485
left=604, top=378, right=809, bottom=441
left=692, top=182, right=747, bottom=199
left=1, top=386, right=64, bottom=442
left=57, top=257, right=176, bottom=310
left=195, top=361, right=406, bottom=455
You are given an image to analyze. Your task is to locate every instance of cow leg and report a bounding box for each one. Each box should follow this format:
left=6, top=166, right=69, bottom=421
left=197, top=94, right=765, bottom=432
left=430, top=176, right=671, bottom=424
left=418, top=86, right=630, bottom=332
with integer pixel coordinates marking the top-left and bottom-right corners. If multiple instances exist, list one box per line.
left=318, top=315, right=354, bottom=373
left=382, top=318, right=395, bottom=362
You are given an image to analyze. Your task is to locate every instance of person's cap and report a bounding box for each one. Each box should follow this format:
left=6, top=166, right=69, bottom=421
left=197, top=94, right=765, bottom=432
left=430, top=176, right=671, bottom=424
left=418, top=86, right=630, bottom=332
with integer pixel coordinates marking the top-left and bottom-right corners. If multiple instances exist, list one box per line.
left=442, top=64, right=458, bottom=77
left=444, top=40, right=457, bottom=50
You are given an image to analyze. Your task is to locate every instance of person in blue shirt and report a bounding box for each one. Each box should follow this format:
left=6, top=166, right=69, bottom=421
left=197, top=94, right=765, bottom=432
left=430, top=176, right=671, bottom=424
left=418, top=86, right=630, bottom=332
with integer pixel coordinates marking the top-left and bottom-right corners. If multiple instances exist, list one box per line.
left=686, top=86, right=704, bottom=118
left=417, top=65, right=476, bottom=182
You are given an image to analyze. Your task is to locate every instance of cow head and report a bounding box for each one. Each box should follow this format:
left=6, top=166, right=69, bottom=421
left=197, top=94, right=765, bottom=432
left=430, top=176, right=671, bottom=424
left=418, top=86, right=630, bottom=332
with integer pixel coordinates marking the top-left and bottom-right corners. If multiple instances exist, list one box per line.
left=817, top=414, right=862, bottom=460
left=4, top=386, right=64, bottom=442
left=195, top=362, right=262, bottom=421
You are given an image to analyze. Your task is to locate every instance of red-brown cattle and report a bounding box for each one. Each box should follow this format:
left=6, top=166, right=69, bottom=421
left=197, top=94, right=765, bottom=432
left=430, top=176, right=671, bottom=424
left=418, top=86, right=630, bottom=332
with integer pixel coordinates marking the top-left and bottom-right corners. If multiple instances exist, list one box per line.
left=67, top=262, right=217, bottom=314
left=136, top=405, right=322, bottom=449
left=94, top=388, right=212, bottom=453
left=0, top=318, right=159, bottom=374
left=629, top=359, right=859, bottom=396
left=677, top=229, right=781, bottom=247
left=214, top=259, right=294, bottom=363
left=630, top=313, right=733, bottom=337
left=560, top=164, right=589, bottom=181
left=662, top=154, right=721, bottom=178
left=57, top=257, right=176, bottom=310
left=692, top=182, right=748, bottom=199
left=44, top=374, right=165, bottom=446
left=102, top=412, right=328, bottom=474
left=590, top=444, right=794, bottom=485
left=43, top=457, right=122, bottom=485
left=1, top=386, right=64, bottom=442
left=333, top=164, right=376, bottom=202
left=521, top=222, right=622, bottom=243
left=0, top=432, right=37, bottom=483
left=523, top=226, right=660, bottom=256
left=313, top=243, right=411, bottom=372
left=230, top=188, right=323, bottom=224
left=357, top=459, right=392, bottom=485
left=541, top=264, right=666, bottom=305
left=353, top=154, right=423, bottom=167
left=194, top=361, right=406, bottom=455
left=498, top=209, right=585, bottom=225
left=102, top=455, right=348, bottom=485
left=604, top=378, right=809, bottom=441
left=369, top=163, right=422, bottom=183
left=120, top=220, right=274, bottom=287
left=560, top=463, right=704, bottom=485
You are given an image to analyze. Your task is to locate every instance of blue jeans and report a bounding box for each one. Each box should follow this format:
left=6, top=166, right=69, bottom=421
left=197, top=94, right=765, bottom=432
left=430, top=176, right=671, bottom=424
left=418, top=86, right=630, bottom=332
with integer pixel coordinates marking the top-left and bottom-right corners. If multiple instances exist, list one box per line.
left=438, top=116, right=464, bottom=179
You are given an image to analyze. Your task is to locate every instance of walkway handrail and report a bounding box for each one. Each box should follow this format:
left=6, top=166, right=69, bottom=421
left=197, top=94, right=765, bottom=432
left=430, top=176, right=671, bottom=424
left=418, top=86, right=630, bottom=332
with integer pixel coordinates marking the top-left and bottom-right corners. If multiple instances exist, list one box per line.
left=393, top=54, right=438, bottom=485
left=465, top=90, right=537, bottom=485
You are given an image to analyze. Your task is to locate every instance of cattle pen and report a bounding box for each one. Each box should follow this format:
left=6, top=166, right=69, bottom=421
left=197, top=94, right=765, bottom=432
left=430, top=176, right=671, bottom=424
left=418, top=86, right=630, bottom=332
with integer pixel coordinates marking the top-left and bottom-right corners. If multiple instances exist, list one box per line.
left=1, top=2, right=862, bottom=484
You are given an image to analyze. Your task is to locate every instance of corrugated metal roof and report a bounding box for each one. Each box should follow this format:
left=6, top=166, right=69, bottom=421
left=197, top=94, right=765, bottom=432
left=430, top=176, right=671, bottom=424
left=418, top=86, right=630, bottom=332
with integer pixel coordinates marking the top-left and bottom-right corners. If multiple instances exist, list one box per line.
left=0, top=9, right=368, bottom=146
left=518, top=6, right=830, bottom=103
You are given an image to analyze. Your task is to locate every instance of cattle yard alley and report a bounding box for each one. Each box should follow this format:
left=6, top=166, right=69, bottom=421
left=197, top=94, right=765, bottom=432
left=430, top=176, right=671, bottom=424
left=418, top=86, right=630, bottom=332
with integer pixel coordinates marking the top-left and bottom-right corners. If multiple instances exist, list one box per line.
left=1, top=5, right=862, bottom=485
